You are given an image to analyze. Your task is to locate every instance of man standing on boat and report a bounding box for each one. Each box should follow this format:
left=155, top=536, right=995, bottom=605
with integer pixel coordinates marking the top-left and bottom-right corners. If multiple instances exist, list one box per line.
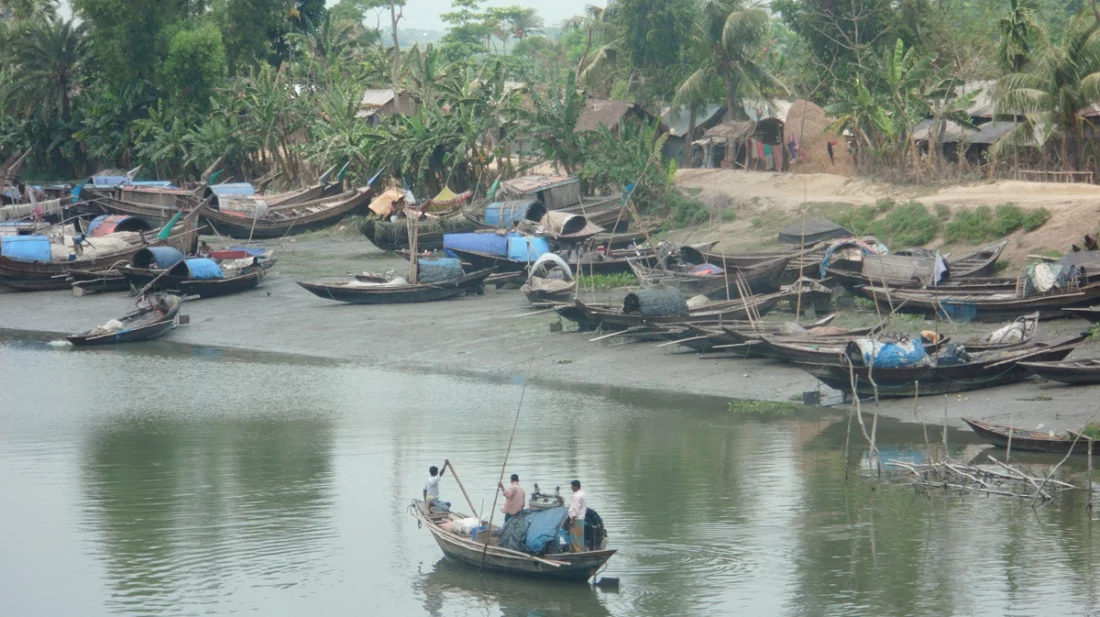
left=424, top=465, right=449, bottom=512
left=567, top=480, right=587, bottom=552
left=498, top=474, right=525, bottom=524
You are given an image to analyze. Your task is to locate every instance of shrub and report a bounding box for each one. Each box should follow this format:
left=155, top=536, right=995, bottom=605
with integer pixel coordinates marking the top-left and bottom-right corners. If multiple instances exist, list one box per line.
left=577, top=273, right=637, bottom=289
left=720, top=210, right=735, bottom=222
left=869, top=201, right=940, bottom=247
left=945, top=203, right=1052, bottom=244
left=667, top=191, right=708, bottom=229
left=833, top=204, right=879, bottom=236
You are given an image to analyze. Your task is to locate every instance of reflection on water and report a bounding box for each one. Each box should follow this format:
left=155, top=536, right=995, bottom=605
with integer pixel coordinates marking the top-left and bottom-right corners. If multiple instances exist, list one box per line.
left=1, top=339, right=1099, bottom=617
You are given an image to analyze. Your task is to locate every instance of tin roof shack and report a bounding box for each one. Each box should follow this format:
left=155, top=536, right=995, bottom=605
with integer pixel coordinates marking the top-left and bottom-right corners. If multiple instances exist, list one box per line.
left=499, top=175, right=581, bottom=210
left=661, top=105, right=726, bottom=166
left=356, top=89, right=418, bottom=126
left=574, top=99, right=666, bottom=136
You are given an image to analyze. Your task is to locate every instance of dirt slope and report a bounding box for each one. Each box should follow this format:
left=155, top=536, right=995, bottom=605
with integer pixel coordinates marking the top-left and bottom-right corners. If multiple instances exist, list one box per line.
left=673, top=169, right=1100, bottom=265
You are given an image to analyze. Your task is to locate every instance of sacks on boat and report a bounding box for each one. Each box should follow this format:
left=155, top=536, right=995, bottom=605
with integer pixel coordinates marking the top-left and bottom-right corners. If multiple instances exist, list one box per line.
left=933, top=341, right=971, bottom=366
left=845, top=335, right=928, bottom=368
left=1022, top=262, right=1074, bottom=294
left=987, top=320, right=1025, bottom=345
left=453, top=517, right=481, bottom=535
left=89, top=319, right=126, bottom=336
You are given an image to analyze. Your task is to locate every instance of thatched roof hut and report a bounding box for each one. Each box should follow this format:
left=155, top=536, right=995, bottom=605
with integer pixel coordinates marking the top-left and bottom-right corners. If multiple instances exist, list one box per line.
left=784, top=100, right=853, bottom=176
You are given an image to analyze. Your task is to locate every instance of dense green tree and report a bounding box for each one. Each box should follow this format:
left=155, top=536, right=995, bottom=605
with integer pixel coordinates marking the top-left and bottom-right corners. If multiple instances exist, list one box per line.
left=440, top=0, right=490, bottom=61
left=160, top=23, right=228, bottom=113
left=999, top=0, right=1044, bottom=72
left=72, top=0, right=191, bottom=84
left=0, top=0, right=57, bottom=21
left=8, top=18, right=87, bottom=122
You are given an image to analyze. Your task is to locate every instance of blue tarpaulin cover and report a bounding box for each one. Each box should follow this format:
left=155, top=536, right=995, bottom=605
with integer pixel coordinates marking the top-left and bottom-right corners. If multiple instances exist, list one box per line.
left=443, top=232, right=509, bottom=258
left=135, top=246, right=185, bottom=269
left=524, top=507, right=569, bottom=552
left=182, top=258, right=224, bottom=279
left=507, top=235, right=550, bottom=262
left=483, top=200, right=544, bottom=228
left=91, top=176, right=130, bottom=188
left=848, top=336, right=928, bottom=368
left=0, top=236, right=51, bottom=262
left=208, top=183, right=256, bottom=197
left=418, top=258, right=463, bottom=283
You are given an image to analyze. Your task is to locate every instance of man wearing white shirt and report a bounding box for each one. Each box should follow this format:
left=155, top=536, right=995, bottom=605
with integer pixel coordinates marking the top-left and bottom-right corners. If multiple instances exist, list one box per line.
left=567, top=479, right=587, bottom=552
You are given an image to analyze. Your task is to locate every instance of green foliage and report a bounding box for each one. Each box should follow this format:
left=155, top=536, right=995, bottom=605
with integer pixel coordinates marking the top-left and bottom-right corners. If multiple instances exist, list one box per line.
left=1087, top=325, right=1100, bottom=343
left=666, top=191, right=708, bottom=229
left=1080, top=421, right=1100, bottom=440
left=727, top=400, right=799, bottom=415
left=944, top=204, right=1052, bottom=244
left=870, top=201, right=940, bottom=247
left=160, top=23, right=227, bottom=113
left=720, top=209, right=735, bottom=222
left=577, top=273, right=637, bottom=289
left=579, top=118, right=675, bottom=213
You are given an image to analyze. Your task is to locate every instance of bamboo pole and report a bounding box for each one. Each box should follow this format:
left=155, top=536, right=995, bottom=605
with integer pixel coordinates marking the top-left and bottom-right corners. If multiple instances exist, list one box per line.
left=442, top=459, right=479, bottom=519
left=795, top=208, right=806, bottom=320
left=479, top=357, right=536, bottom=572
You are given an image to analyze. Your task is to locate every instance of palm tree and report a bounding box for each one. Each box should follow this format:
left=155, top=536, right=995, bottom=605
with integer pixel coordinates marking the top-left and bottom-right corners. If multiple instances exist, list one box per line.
left=509, top=10, right=543, bottom=41
left=992, top=8, right=1100, bottom=171
left=998, top=0, right=1043, bottom=73
left=0, top=0, right=57, bottom=21
left=10, top=18, right=86, bottom=122
left=673, top=0, right=784, bottom=121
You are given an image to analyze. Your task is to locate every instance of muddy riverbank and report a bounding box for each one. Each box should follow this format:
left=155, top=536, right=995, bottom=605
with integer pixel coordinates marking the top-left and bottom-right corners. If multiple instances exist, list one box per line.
left=1, top=235, right=1097, bottom=431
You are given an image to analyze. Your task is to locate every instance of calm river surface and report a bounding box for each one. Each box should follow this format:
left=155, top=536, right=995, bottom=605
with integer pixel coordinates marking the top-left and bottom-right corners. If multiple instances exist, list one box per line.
left=2, top=336, right=1099, bottom=617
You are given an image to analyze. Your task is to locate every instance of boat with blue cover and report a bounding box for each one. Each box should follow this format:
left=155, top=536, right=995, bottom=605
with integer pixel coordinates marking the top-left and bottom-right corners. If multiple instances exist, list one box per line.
left=410, top=499, right=615, bottom=582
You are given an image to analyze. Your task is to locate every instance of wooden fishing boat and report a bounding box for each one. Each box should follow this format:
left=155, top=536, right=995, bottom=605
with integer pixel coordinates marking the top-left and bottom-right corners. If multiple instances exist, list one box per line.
left=90, top=189, right=190, bottom=224
left=857, top=281, right=1100, bottom=321
left=962, top=418, right=1099, bottom=455
left=1020, top=358, right=1100, bottom=385
left=450, top=247, right=658, bottom=276
left=120, top=264, right=265, bottom=298
left=963, top=312, right=1040, bottom=352
left=521, top=254, right=576, bottom=304
left=632, top=255, right=791, bottom=299
left=950, top=240, right=1008, bottom=279
left=67, top=267, right=130, bottom=295
left=297, top=269, right=491, bottom=304
left=756, top=334, right=948, bottom=365
left=0, top=208, right=201, bottom=291
left=410, top=500, right=615, bottom=582
left=203, top=187, right=371, bottom=239
left=1064, top=306, right=1100, bottom=324
left=362, top=210, right=477, bottom=251
left=66, top=295, right=182, bottom=346
left=560, top=292, right=788, bottom=331
left=797, top=342, right=1077, bottom=398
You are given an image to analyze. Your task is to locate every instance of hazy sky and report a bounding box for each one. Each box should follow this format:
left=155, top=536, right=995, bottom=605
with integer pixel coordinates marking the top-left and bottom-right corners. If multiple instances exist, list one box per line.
left=58, top=1, right=596, bottom=33
left=330, top=0, right=596, bottom=31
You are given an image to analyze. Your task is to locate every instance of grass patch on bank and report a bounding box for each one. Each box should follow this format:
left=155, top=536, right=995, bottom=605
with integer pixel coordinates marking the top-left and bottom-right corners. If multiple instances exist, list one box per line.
left=577, top=273, right=637, bottom=289
left=833, top=199, right=939, bottom=247
left=728, top=400, right=799, bottom=415
left=944, top=203, right=1051, bottom=244
left=1082, top=422, right=1100, bottom=440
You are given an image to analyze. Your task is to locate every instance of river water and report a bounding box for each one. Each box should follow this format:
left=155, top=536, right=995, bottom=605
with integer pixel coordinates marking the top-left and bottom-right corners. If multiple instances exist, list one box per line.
left=2, top=336, right=1099, bottom=617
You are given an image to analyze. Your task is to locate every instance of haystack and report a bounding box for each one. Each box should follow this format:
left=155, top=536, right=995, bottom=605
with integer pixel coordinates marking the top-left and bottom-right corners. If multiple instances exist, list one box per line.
left=784, top=100, right=854, bottom=176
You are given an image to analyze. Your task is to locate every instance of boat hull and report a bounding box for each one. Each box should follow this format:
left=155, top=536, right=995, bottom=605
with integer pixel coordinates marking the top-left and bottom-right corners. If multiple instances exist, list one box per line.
left=798, top=347, right=1075, bottom=398
left=1021, top=360, right=1100, bottom=385
left=963, top=418, right=1099, bottom=454
left=298, top=270, right=491, bottom=305
left=66, top=297, right=181, bottom=346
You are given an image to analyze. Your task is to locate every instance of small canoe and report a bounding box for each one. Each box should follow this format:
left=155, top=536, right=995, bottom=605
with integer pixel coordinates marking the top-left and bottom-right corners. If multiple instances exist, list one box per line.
left=949, top=240, right=1009, bottom=279
left=409, top=500, right=615, bottom=582
left=1021, top=358, right=1100, bottom=385
left=298, top=269, right=491, bottom=304
left=963, top=418, right=1099, bottom=455
left=67, top=295, right=182, bottom=346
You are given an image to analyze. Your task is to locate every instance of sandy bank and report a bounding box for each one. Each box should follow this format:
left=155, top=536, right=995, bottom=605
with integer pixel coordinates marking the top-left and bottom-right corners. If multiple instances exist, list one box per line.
left=1, top=236, right=1098, bottom=433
